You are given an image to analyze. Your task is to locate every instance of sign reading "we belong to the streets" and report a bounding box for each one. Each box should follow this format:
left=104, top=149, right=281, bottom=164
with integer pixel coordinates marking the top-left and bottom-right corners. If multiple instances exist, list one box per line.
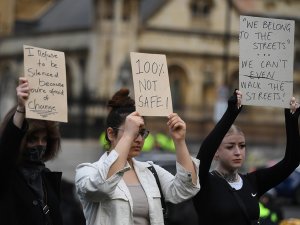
left=239, top=15, right=295, bottom=108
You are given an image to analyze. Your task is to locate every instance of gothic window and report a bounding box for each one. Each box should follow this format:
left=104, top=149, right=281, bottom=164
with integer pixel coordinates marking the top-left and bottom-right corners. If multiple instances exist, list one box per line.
left=123, top=1, right=131, bottom=21
left=65, top=64, right=73, bottom=101
left=101, top=1, right=131, bottom=21
left=227, top=69, right=239, bottom=95
left=295, top=50, right=300, bottom=69
left=102, top=1, right=113, bottom=20
left=168, top=65, right=187, bottom=111
left=0, top=65, right=17, bottom=120
left=190, top=0, right=214, bottom=18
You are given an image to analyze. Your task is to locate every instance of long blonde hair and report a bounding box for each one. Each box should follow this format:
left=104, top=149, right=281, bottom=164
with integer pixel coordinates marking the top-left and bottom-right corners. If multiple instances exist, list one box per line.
left=226, top=124, right=244, bottom=136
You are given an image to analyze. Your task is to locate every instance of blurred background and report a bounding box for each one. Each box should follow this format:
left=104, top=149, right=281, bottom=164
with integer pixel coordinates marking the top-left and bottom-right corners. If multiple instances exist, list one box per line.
left=0, top=0, right=300, bottom=224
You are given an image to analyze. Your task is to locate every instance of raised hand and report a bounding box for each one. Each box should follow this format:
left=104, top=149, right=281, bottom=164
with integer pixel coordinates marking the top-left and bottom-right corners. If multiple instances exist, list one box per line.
left=14, top=77, right=29, bottom=127
left=228, top=89, right=243, bottom=111
left=290, top=97, right=299, bottom=115
left=236, top=90, right=242, bottom=109
left=16, top=77, right=30, bottom=109
left=167, top=113, right=186, bottom=142
left=123, top=111, right=145, bottom=140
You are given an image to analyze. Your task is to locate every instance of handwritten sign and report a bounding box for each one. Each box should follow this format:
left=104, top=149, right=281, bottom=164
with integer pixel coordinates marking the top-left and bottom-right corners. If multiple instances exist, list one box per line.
left=130, top=52, right=173, bottom=116
left=239, top=16, right=294, bottom=108
left=23, top=45, right=68, bottom=122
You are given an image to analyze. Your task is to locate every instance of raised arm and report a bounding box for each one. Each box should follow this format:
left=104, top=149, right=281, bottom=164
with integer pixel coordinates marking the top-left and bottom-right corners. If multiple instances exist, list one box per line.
left=167, top=113, right=198, bottom=184
left=252, top=98, right=300, bottom=196
left=106, top=111, right=144, bottom=178
left=13, top=77, right=29, bottom=128
left=197, top=90, right=242, bottom=185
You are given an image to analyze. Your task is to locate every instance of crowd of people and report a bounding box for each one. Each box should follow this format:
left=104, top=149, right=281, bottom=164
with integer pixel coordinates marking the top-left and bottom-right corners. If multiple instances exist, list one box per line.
left=0, top=77, right=299, bottom=225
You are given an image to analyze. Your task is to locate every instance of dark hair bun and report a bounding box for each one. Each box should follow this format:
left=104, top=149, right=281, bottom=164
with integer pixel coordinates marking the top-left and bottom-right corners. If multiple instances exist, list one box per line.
left=107, top=88, right=135, bottom=111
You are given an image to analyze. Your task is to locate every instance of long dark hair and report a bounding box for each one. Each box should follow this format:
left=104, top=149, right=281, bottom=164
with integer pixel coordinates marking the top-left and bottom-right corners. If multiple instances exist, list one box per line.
left=21, top=119, right=61, bottom=161
left=0, top=105, right=17, bottom=137
left=0, top=105, right=61, bottom=162
left=105, top=88, right=135, bottom=148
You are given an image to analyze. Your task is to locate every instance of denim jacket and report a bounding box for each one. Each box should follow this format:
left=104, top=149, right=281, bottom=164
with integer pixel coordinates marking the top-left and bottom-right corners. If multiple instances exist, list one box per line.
left=75, top=150, right=200, bottom=225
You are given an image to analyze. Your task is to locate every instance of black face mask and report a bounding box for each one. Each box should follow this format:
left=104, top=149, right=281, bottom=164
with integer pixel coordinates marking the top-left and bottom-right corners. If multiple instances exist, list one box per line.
left=23, top=145, right=47, bottom=162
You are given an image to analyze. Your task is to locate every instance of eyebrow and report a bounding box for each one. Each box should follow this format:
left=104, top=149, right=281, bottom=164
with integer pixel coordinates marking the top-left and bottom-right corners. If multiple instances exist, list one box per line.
left=223, top=141, right=245, bottom=145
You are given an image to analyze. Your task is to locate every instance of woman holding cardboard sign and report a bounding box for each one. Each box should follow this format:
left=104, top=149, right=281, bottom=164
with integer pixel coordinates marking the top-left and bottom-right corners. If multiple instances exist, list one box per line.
left=193, top=90, right=300, bottom=225
left=75, top=88, right=200, bottom=225
left=0, top=77, right=63, bottom=225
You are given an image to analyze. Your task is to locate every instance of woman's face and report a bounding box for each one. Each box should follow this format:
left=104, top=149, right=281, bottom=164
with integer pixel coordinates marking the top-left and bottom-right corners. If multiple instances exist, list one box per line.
left=215, top=132, right=246, bottom=172
left=24, top=130, right=48, bottom=162
left=109, top=125, right=147, bottom=159
left=26, top=130, right=47, bottom=148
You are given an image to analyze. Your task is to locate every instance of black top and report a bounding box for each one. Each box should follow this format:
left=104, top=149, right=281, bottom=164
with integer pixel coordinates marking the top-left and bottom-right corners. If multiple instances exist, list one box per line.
left=193, top=95, right=300, bottom=225
left=0, top=116, right=63, bottom=225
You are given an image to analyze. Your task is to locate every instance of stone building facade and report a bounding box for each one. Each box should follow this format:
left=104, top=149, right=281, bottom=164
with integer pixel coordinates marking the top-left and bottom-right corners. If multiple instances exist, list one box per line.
left=0, top=0, right=300, bottom=145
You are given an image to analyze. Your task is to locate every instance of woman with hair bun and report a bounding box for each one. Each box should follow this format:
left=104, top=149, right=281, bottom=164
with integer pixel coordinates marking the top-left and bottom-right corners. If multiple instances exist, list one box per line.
left=0, top=77, right=63, bottom=225
left=75, top=88, right=200, bottom=225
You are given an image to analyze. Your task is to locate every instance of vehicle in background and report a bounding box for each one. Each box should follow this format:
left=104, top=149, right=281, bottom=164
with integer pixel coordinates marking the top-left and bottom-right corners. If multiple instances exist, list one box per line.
left=136, top=151, right=198, bottom=225
left=273, top=166, right=300, bottom=205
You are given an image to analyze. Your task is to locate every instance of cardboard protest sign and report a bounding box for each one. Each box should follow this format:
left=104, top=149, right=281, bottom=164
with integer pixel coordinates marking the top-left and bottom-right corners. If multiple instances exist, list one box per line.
left=130, top=52, right=173, bottom=116
left=23, top=45, right=68, bottom=122
left=239, top=16, right=294, bottom=108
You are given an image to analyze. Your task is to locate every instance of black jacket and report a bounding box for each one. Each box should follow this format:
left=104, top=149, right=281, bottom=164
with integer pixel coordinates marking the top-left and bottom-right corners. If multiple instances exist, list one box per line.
left=0, top=117, right=63, bottom=225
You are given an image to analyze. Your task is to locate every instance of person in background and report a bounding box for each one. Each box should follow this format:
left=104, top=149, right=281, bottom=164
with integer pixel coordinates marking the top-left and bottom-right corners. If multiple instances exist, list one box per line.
left=253, top=166, right=283, bottom=225
left=193, top=90, right=300, bottom=225
left=75, top=88, right=200, bottom=225
left=0, top=77, right=63, bottom=225
left=60, top=179, right=85, bottom=225
left=259, top=192, right=283, bottom=225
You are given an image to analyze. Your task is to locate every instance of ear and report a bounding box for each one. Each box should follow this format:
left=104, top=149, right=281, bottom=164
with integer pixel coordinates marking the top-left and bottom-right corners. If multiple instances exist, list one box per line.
left=106, top=127, right=115, bottom=142
left=214, top=150, right=220, bottom=161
